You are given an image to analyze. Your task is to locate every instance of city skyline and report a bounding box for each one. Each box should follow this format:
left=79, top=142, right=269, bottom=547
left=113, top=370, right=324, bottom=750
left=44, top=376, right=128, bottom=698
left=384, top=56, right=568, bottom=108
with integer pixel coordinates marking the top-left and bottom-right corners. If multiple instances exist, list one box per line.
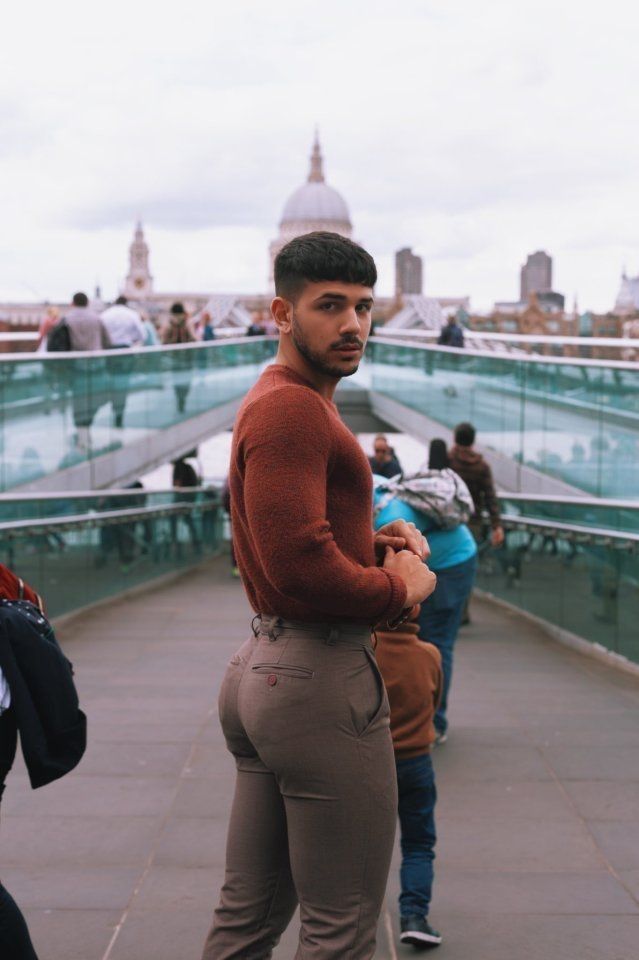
left=1, top=0, right=638, bottom=311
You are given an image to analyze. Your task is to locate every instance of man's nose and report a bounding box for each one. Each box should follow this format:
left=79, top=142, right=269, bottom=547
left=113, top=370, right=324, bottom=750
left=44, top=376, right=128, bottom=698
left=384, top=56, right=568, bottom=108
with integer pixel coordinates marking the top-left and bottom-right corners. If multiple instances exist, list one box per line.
left=339, top=308, right=362, bottom=333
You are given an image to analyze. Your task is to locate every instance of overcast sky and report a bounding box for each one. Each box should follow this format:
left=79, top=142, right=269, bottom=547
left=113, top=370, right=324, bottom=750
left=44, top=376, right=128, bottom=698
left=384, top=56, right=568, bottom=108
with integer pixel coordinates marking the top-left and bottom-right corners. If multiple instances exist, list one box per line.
left=1, top=0, right=638, bottom=311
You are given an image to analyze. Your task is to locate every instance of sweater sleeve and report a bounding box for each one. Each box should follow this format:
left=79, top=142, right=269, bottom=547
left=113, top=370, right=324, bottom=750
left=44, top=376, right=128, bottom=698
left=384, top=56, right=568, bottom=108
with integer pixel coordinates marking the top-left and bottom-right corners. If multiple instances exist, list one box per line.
left=240, top=386, right=407, bottom=622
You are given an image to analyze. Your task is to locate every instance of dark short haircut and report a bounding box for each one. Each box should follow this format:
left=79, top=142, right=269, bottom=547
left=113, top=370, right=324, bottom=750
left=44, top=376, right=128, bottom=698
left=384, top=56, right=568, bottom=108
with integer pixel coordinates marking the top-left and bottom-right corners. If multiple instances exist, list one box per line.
left=274, top=231, right=377, bottom=302
left=115, top=295, right=128, bottom=306
left=428, top=438, right=450, bottom=470
left=454, top=422, right=476, bottom=447
left=170, top=302, right=186, bottom=315
left=72, top=291, right=88, bottom=307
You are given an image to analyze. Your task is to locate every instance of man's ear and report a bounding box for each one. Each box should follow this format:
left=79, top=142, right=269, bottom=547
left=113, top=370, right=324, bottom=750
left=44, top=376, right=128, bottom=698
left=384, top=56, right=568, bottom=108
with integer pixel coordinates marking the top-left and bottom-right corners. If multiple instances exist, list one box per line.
left=271, top=296, right=292, bottom=334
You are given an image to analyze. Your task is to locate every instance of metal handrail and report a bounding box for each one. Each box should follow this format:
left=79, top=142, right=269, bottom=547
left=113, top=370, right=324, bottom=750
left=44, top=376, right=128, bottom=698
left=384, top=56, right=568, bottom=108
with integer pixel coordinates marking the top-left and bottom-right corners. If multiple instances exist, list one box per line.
left=498, top=493, right=639, bottom=509
left=0, top=499, right=219, bottom=536
left=0, top=335, right=277, bottom=364
left=376, top=328, right=637, bottom=349
left=0, top=486, right=220, bottom=503
left=368, top=336, right=639, bottom=371
left=500, top=512, right=639, bottom=548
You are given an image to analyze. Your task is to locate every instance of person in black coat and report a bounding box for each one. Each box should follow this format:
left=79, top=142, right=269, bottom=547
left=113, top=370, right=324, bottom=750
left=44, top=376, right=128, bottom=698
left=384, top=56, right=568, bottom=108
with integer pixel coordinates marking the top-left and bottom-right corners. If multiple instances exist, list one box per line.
left=437, top=316, right=465, bottom=348
left=0, top=597, right=86, bottom=959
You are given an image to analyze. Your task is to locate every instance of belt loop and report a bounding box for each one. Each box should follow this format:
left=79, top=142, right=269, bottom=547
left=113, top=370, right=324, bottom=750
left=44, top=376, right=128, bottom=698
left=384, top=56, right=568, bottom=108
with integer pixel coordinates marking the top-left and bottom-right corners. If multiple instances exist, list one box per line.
left=325, top=626, right=339, bottom=645
left=268, top=616, right=282, bottom=642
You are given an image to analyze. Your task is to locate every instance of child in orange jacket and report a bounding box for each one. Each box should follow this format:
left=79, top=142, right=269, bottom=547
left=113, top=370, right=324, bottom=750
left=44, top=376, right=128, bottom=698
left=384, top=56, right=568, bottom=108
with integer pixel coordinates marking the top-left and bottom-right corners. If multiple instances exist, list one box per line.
left=376, top=610, right=443, bottom=949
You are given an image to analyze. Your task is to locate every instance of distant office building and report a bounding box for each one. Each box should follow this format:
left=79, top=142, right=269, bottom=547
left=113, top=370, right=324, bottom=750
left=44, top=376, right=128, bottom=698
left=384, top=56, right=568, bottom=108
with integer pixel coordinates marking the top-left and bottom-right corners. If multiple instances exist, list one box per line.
left=614, top=268, right=639, bottom=315
left=538, top=291, right=565, bottom=311
left=395, top=247, right=423, bottom=297
left=520, top=250, right=552, bottom=301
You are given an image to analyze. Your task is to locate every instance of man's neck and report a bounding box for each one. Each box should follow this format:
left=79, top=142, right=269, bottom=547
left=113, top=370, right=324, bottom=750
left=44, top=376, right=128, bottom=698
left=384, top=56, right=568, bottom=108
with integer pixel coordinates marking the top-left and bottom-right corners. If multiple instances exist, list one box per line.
left=273, top=344, right=340, bottom=401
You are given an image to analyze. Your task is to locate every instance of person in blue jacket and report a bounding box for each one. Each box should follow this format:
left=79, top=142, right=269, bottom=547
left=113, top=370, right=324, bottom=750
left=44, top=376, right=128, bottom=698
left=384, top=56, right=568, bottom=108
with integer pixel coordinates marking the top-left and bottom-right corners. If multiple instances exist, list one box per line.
left=373, top=438, right=477, bottom=744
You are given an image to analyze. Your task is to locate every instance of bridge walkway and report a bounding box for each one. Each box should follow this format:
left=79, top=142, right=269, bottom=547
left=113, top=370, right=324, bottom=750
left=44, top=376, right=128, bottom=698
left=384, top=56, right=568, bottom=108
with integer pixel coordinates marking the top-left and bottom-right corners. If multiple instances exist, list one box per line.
left=2, top=558, right=638, bottom=959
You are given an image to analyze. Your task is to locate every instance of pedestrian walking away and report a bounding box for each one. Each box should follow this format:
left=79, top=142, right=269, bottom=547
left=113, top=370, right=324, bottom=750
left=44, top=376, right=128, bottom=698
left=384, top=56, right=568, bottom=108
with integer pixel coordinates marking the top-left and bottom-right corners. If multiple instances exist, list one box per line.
left=449, top=422, right=504, bottom=625
left=160, top=302, right=197, bottom=414
left=202, top=231, right=436, bottom=960
left=101, top=296, right=146, bottom=428
left=373, top=438, right=477, bottom=743
left=376, top=608, right=443, bottom=950
left=62, top=292, right=112, bottom=451
left=437, top=313, right=465, bottom=348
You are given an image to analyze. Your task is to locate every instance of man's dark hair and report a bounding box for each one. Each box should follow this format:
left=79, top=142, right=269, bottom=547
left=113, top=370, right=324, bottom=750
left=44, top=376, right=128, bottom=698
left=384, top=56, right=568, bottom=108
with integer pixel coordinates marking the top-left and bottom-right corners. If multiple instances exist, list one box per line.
left=454, top=422, right=476, bottom=447
left=72, top=292, right=89, bottom=307
left=170, top=302, right=186, bottom=315
left=428, top=438, right=450, bottom=469
left=115, top=295, right=128, bottom=306
left=274, top=231, right=377, bottom=302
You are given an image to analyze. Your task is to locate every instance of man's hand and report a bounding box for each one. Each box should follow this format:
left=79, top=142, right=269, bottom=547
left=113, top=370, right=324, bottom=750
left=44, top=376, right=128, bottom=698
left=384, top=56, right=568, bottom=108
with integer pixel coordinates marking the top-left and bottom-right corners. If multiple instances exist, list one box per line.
left=383, top=546, right=437, bottom=607
left=491, top=525, right=505, bottom=548
left=375, top=520, right=430, bottom=562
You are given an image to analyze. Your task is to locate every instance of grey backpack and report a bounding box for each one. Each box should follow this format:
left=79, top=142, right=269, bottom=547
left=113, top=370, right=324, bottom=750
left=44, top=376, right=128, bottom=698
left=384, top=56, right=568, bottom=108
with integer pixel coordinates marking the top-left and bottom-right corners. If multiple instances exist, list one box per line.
left=378, top=469, right=474, bottom=530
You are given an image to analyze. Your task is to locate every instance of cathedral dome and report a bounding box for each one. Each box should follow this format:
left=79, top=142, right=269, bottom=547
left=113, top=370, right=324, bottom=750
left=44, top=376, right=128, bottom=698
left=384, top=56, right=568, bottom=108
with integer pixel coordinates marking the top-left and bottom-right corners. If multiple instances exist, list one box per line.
left=278, top=135, right=352, bottom=232
left=269, top=134, right=353, bottom=283
left=281, top=182, right=351, bottom=226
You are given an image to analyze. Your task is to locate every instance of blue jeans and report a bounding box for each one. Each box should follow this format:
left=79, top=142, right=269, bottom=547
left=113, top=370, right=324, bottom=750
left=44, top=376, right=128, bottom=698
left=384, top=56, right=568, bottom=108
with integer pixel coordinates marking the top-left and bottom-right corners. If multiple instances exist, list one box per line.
left=396, top=754, right=437, bottom=918
left=417, top=553, right=477, bottom=734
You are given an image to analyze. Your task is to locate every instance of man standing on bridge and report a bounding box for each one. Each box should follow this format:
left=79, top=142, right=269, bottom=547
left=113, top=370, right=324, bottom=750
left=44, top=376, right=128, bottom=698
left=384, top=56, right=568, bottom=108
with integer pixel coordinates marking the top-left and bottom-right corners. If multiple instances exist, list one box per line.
left=202, top=232, right=436, bottom=960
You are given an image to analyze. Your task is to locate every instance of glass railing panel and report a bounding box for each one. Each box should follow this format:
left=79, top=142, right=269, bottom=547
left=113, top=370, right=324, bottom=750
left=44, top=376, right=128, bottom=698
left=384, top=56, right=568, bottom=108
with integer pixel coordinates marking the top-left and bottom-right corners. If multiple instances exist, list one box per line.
left=0, top=497, right=224, bottom=619
left=368, top=340, right=639, bottom=499
left=476, top=525, right=639, bottom=664
left=0, top=339, right=277, bottom=491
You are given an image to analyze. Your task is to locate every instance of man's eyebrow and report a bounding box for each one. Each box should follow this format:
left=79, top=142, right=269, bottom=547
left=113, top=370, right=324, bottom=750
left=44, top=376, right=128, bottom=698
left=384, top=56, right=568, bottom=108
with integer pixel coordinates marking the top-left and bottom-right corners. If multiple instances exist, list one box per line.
left=311, top=293, right=375, bottom=305
left=312, top=292, right=347, bottom=303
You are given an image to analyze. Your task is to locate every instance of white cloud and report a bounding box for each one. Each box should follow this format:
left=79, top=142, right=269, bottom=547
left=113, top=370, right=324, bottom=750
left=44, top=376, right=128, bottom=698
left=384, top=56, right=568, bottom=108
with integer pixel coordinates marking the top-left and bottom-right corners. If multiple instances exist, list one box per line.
left=1, top=0, right=638, bottom=309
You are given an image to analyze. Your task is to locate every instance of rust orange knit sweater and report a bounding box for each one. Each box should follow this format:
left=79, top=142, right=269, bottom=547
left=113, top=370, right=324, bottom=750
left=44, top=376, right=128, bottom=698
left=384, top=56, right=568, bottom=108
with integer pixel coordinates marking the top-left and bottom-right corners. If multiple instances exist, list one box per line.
left=229, top=364, right=407, bottom=624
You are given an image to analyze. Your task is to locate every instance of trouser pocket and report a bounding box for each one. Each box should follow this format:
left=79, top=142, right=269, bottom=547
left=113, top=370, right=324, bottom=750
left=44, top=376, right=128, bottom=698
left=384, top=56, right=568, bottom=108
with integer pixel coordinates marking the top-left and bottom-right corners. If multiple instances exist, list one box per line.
left=344, top=647, right=388, bottom=738
left=251, top=663, right=314, bottom=680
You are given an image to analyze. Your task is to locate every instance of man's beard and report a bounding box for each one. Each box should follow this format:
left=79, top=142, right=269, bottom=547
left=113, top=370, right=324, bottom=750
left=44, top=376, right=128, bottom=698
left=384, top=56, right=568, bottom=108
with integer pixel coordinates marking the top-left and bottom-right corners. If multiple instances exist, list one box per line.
left=290, top=312, right=363, bottom=379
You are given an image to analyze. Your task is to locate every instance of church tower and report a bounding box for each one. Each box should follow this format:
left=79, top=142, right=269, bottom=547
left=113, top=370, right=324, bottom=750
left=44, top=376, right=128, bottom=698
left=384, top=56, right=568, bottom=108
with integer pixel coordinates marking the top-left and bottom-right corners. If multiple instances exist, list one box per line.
left=123, top=221, right=153, bottom=299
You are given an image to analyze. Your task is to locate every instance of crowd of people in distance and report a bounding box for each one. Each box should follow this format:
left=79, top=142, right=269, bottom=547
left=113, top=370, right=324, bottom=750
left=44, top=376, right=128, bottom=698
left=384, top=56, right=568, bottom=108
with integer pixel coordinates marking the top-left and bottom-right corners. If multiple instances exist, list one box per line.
left=36, top=295, right=230, bottom=448
left=37, top=295, right=217, bottom=355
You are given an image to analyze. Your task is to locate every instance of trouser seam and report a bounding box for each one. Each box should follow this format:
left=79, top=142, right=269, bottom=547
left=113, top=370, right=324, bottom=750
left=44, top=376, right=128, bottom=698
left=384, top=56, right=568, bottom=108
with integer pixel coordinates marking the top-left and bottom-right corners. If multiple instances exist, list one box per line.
left=347, top=737, right=372, bottom=960
left=255, top=858, right=291, bottom=937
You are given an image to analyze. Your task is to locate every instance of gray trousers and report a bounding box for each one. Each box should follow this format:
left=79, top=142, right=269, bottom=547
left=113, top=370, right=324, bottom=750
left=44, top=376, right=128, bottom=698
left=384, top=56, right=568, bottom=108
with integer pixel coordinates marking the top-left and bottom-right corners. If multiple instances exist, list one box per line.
left=202, top=617, right=398, bottom=960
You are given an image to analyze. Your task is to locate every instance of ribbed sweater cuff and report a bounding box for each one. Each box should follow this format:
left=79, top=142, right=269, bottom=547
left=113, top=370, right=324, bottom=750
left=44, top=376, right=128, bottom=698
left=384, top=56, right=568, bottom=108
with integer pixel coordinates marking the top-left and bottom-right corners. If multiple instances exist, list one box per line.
left=381, top=570, right=408, bottom=623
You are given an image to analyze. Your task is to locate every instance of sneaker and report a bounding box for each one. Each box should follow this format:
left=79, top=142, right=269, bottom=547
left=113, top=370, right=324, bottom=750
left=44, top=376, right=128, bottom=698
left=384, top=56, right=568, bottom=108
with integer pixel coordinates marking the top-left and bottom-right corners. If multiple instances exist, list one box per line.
left=400, top=915, right=442, bottom=948
left=433, top=729, right=448, bottom=745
